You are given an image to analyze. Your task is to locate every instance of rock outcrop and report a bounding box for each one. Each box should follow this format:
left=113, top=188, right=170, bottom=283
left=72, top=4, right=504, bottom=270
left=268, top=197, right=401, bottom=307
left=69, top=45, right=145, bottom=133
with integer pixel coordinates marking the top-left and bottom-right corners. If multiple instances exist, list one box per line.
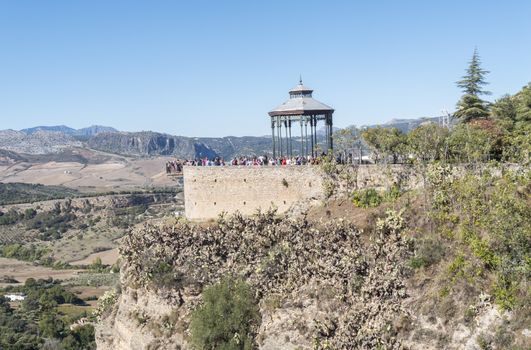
left=96, top=209, right=414, bottom=349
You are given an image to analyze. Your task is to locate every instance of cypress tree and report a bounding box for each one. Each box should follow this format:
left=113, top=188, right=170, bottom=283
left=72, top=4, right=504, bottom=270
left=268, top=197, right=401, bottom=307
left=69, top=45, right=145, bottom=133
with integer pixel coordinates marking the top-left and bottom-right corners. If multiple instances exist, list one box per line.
left=454, top=49, right=490, bottom=122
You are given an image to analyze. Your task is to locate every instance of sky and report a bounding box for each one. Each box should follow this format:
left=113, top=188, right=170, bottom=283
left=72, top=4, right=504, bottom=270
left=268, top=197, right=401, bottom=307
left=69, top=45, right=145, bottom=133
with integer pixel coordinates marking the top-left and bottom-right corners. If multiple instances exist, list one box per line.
left=0, top=0, right=530, bottom=137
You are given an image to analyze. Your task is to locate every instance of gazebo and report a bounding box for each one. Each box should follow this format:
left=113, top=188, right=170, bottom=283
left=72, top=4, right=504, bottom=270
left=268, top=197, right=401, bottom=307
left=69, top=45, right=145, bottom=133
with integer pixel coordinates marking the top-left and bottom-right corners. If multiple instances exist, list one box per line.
left=268, top=79, right=334, bottom=158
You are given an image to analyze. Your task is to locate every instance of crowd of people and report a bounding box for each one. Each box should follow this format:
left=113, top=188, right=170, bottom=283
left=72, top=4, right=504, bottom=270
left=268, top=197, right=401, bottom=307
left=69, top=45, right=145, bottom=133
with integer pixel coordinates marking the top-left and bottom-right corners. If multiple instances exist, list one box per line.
left=165, top=155, right=326, bottom=173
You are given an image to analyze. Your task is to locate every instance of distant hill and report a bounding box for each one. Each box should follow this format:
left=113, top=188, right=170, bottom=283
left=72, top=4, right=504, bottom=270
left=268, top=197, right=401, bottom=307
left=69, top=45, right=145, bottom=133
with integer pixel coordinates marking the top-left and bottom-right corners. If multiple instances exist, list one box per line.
left=0, top=129, right=82, bottom=155
left=21, top=125, right=76, bottom=135
left=365, top=116, right=447, bottom=133
left=74, top=125, right=118, bottom=137
left=21, top=125, right=118, bottom=138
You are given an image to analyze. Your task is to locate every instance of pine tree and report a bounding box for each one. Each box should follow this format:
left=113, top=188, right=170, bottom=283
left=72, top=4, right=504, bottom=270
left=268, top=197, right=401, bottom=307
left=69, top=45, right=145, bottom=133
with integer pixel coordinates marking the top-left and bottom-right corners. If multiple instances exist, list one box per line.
left=454, top=49, right=490, bottom=122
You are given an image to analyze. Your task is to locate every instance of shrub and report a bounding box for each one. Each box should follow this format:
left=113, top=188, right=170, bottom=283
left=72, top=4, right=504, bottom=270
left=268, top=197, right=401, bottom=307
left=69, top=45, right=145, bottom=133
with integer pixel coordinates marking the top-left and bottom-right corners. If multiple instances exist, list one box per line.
left=93, top=290, right=118, bottom=320
left=190, top=277, right=260, bottom=350
left=351, top=188, right=382, bottom=208
left=61, top=324, right=96, bottom=350
left=383, top=184, right=402, bottom=202
left=148, top=261, right=185, bottom=288
left=322, top=179, right=335, bottom=199
left=0, top=209, right=22, bottom=225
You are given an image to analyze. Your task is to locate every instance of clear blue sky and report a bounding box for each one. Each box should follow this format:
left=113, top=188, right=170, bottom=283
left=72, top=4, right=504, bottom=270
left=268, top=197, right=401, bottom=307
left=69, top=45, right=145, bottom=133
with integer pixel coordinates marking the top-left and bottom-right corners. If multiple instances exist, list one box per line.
left=1, top=0, right=530, bottom=137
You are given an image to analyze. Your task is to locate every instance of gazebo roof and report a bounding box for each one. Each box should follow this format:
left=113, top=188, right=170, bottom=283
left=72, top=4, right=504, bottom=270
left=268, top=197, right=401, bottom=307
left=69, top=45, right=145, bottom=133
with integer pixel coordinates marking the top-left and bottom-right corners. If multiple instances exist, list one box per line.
left=269, top=80, right=334, bottom=117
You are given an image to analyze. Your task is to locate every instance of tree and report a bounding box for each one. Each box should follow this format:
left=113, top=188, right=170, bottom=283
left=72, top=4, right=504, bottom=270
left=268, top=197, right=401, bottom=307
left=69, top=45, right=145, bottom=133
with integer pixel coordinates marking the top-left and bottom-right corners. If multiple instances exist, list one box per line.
left=454, top=49, right=490, bottom=122
left=361, top=127, right=407, bottom=164
left=491, top=95, right=517, bottom=125
left=502, top=122, right=531, bottom=164
left=407, top=123, right=449, bottom=162
left=190, top=277, right=259, bottom=350
left=38, top=311, right=64, bottom=339
left=489, top=83, right=531, bottom=162
left=62, top=325, right=96, bottom=350
left=447, top=124, right=492, bottom=163
left=513, top=82, right=531, bottom=127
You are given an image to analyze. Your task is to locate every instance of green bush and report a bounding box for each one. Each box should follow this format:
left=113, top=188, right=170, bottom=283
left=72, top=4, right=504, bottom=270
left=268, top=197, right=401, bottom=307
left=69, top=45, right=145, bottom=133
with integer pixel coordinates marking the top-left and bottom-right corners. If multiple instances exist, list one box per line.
left=190, top=277, right=260, bottom=350
left=61, top=324, right=96, bottom=350
left=383, top=184, right=402, bottom=202
left=351, top=188, right=382, bottom=208
left=424, top=166, right=530, bottom=311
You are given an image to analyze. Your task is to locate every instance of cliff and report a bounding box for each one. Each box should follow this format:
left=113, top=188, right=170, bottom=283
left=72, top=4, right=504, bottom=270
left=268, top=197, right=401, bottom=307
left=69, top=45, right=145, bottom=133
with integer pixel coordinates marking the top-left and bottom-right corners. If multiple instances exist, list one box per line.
left=96, top=210, right=413, bottom=349
left=86, top=131, right=215, bottom=159
left=95, top=164, right=530, bottom=349
left=86, top=132, right=275, bottom=159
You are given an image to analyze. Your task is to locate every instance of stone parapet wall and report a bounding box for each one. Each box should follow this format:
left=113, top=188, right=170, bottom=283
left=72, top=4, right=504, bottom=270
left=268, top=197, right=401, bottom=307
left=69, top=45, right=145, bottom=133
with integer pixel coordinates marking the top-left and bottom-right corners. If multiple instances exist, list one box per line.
left=183, top=166, right=325, bottom=220
left=183, top=164, right=425, bottom=220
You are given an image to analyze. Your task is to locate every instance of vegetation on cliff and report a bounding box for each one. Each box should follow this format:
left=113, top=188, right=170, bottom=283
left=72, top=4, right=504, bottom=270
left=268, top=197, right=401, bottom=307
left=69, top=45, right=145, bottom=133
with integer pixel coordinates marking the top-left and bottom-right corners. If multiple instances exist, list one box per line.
left=119, top=208, right=413, bottom=349
left=190, top=278, right=260, bottom=350
left=106, top=159, right=531, bottom=349
left=423, top=165, right=530, bottom=311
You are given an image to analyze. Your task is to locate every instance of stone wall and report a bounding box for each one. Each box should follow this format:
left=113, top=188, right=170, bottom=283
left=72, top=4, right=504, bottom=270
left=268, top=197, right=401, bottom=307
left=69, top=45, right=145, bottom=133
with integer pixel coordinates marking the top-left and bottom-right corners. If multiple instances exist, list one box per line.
left=183, top=166, right=324, bottom=220
left=182, top=164, right=426, bottom=220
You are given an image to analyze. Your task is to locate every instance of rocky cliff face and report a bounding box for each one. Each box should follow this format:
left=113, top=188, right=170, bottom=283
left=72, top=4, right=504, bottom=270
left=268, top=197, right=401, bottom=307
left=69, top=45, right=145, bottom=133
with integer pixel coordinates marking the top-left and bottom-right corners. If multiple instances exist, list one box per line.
left=86, top=131, right=218, bottom=159
left=96, top=210, right=415, bottom=349
left=87, top=132, right=279, bottom=159
left=95, top=205, right=524, bottom=350
left=96, top=285, right=191, bottom=350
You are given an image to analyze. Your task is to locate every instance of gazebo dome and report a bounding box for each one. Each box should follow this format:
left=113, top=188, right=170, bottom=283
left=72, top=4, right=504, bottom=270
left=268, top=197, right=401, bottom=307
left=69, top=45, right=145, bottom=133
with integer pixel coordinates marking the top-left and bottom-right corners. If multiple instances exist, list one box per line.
left=269, top=79, right=334, bottom=117
left=289, top=80, right=313, bottom=96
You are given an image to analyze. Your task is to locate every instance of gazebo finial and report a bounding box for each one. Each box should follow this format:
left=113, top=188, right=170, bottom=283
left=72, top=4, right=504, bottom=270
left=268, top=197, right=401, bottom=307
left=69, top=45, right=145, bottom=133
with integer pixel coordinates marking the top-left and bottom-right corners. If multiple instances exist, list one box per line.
left=299, top=74, right=303, bottom=85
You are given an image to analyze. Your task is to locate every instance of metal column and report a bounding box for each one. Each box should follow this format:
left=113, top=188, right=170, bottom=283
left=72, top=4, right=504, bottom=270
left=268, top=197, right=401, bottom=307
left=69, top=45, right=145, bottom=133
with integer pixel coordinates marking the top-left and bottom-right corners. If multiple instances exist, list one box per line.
left=314, top=116, right=318, bottom=156
left=304, top=118, right=308, bottom=158
left=300, top=117, right=304, bottom=157
left=328, top=113, right=333, bottom=152
left=287, top=120, right=292, bottom=157
left=271, top=119, right=276, bottom=158
left=310, top=116, right=314, bottom=157
left=277, top=116, right=282, bottom=157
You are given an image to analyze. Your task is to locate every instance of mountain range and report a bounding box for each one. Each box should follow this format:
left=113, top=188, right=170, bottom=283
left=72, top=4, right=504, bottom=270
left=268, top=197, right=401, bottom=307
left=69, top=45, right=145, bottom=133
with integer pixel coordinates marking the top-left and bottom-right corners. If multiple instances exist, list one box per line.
left=21, top=125, right=118, bottom=137
left=0, top=117, right=444, bottom=160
